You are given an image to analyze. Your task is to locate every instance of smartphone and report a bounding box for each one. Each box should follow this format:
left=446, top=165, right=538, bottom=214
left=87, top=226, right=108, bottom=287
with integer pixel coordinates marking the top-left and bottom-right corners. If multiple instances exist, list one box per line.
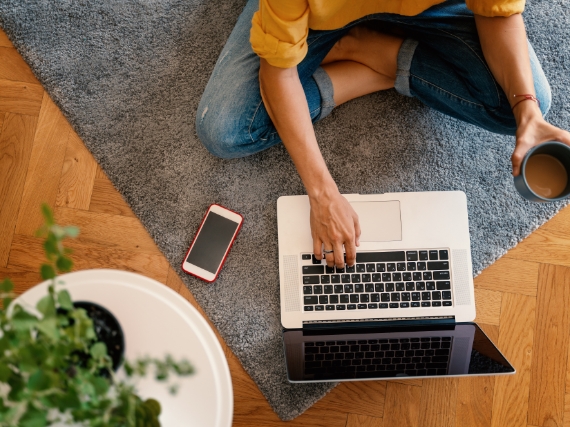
left=182, top=204, right=243, bottom=282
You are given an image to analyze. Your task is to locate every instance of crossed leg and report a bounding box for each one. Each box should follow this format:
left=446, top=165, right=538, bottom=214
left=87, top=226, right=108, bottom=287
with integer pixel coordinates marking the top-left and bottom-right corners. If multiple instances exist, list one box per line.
left=320, top=25, right=405, bottom=106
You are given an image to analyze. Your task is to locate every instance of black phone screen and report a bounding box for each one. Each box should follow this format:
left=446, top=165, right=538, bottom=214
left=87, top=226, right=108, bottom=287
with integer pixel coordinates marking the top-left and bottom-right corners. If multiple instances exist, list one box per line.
left=186, top=211, right=239, bottom=274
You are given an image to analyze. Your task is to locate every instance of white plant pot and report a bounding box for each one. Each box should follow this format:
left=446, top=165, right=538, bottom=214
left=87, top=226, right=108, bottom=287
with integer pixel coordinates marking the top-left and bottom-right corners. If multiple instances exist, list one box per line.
left=16, top=269, right=233, bottom=427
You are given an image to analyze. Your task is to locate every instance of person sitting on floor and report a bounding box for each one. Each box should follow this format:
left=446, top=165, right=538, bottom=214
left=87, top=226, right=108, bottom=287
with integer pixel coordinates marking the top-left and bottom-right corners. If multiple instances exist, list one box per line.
left=196, top=0, right=570, bottom=269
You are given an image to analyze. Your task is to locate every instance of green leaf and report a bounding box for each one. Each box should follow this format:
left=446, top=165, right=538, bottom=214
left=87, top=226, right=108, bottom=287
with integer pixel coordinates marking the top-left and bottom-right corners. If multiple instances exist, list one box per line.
left=20, top=405, right=48, bottom=427
left=2, top=297, right=12, bottom=309
left=0, top=279, right=13, bottom=292
left=40, top=264, right=56, bottom=281
left=57, top=289, right=73, bottom=310
left=143, top=398, right=161, bottom=416
left=36, top=294, right=56, bottom=317
left=64, top=226, right=80, bottom=238
left=0, top=363, right=12, bottom=382
left=41, top=204, right=54, bottom=226
left=56, top=256, right=73, bottom=273
left=43, top=234, right=58, bottom=257
left=91, top=376, right=110, bottom=395
left=27, top=369, right=52, bottom=391
left=90, top=342, right=108, bottom=359
left=37, top=317, right=59, bottom=340
left=11, top=307, right=39, bottom=331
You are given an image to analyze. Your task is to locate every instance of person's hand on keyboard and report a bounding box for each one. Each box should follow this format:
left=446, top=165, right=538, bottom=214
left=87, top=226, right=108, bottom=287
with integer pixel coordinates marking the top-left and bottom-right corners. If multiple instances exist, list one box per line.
left=309, top=189, right=361, bottom=269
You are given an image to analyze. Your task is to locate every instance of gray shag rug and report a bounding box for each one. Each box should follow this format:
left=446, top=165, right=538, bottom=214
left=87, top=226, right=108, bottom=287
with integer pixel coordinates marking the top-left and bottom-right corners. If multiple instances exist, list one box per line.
left=1, top=0, right=569, bottom=420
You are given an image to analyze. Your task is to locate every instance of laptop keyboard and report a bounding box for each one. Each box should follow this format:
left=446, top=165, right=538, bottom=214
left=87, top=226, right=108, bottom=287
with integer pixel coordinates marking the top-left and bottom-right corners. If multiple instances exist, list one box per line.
left=301, top=250, right=452, bottom=311
left=304, top=336, right=453, bottom=376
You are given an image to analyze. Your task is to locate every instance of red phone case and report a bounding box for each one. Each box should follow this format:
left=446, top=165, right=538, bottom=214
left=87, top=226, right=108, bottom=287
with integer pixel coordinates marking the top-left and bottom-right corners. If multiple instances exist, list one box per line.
left=181, top=203, right=244, bottom=283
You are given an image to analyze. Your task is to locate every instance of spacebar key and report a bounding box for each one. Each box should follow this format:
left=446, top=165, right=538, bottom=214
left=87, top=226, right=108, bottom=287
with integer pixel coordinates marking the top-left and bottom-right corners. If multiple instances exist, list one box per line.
left=356, top=251, right=406, bottom=263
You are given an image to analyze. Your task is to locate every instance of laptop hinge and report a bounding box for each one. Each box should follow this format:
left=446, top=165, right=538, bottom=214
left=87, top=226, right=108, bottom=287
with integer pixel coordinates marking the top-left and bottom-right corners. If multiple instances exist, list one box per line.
left=301, top=316, right=455, bottom=330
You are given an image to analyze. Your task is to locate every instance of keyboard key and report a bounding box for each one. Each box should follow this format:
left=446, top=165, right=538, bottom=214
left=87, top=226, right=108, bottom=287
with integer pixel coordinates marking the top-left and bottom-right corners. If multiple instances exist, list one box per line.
left=406, top=282, right=415, bottom=291
left=312, top=254, right=322, bottom=264
left=411, top=301, right=420, bottom=307
left=397, top=262, right=407, bottom=271
left=303, top=286, right=312, bottom=294
left=413, top=272, right=422, bottom=281
left=355, top=284, right=364, bottom=293
left=443, top=301, right=452, bottom=307
left=426, top=282, right=436, bottom=291
left=423, top=271, right=432, bottom=280
left=321, top=275, right=330, bottom=284
left=433, top=271, right=450, bottom=280
left=439, top=250, right=449, bottom=260
left=356, top=264, right=366, bottom=272
left=419, top=251, right=429, bottom=260
left=422, top=292, right=431, bottom=300
left=400, top=302, right=410, bottom=308
left=368, top=303, right=378, bottom=309
left=403, top=272, right=412, bottom=281
left=331, top=275, right=340, bottom=283
left=380, top=303, right=389, bottom=309
left=361, top=274, right=371, bottom=282
left=432, top=301, right=442, bottom=307
left=326, top=305, right=335, bottom=310
left=442, top=291, right=452, bottom=300
left=386, top=283, right=395, bottom=292
left=315, top=305, right=324, bottom=311
left=319, top=295, right=329, bottom=304
left=324, top=285, right=333, bottom=294
left=421, top=301, right=431, bottom=307
left=350, top=294, right=359, bottom=303
left=336, top=267, right=345, bottom=274
left=436, top=281, right=451, bottom=290
left=356, top=251, right=405, bottom=263
left=381, top=293, right=390, bottom=302
left=304, top=296, right=318, bottom=305
left=375, top=283, right=384, bottom=292
left=344, top=284, right=354, bottom=293
left=330, top=295, right=339, bottom=304
left=415, top=282, right=425, bottom=290
left=304, top=306, right=314, bottom=311
left=336, top=305, right=346, bottom=310
left=407, top=262, right=416, bottom=271
left=340, top=295, right=349, bottom=303
left=387, top=263, right=396, bottom=271
left=417, top=262, right=427, bottom=271
left=429, top=250, right=438, bottom=260
left=360, top=294, right=370, bottom=302
left=346, top=265, right=355, bottom=273
left=365, top=283, right=374, bottom=292
left=392, top=273, right=402, bottom=281
left=432, top=291, right=441, bottom=300
left=314, top=285, right=323, bottom=294
left=406, top=251, right=418, bottom=261
left=366, top=263, right=376, bottom=272
left=303, top=276, right=320, bottom=284
left=334, top=285, right=343, bottom=293
left=371, top=293, right=380, bottom=302
left=427, top=261, right=449, bottom=271
left=325, top=265, right=335, bottom=274
left=341, top=274, right=351, bottom=283
left=376, top=263, right=386, bottom=272
left=391, top=293, right=401, bottom=301
left=396, top=282, right=405, bottom=291
left=372, top=273, right=382, bottom=282
left=347, top=304, right=356, bottom=310
left=389, top=303, right=399, bottom=308
left=302, top=254, right=312, bottom=260
left=402, top=292, right=411, bottom=301
left=412, top=292, right=420, bottom=301
left=382, top=273, right=392, bottom=281
left=358, top=304, right=367, bottom=309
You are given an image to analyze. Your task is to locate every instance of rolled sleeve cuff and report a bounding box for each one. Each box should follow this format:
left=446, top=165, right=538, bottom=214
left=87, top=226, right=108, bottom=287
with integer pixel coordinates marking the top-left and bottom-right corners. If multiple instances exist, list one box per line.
left=466, top=0, right=525, bottom=17
left=250, top=12, right=308, bottom=68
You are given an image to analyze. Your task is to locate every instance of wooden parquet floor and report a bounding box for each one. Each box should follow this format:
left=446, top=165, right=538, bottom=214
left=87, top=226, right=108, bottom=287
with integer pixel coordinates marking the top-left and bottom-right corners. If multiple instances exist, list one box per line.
left=2, top=27, right=570, bottom=426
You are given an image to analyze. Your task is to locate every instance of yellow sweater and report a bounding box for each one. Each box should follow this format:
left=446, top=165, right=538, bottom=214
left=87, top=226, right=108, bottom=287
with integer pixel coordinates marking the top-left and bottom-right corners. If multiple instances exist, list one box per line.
left=250, top=0, right=525, bottom=68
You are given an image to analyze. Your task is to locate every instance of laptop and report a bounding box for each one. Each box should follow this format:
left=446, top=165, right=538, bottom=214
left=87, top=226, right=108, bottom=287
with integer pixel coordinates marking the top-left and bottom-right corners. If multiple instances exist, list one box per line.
left=277, top=191, right=514, bottom=382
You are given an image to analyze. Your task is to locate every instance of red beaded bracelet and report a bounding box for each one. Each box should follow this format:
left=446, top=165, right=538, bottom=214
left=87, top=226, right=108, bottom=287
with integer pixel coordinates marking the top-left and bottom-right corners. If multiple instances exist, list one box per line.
left=512, top=93, right=540, bottom=110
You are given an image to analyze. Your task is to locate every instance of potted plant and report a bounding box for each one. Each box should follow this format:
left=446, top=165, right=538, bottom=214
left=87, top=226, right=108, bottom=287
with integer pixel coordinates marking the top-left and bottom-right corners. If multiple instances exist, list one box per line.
left=0, top=205, right=194, bottom=426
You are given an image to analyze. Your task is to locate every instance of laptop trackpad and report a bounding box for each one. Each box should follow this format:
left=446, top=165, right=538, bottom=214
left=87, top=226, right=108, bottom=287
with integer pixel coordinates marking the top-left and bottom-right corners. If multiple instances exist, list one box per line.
left=350, top=201, right=402, bottom=242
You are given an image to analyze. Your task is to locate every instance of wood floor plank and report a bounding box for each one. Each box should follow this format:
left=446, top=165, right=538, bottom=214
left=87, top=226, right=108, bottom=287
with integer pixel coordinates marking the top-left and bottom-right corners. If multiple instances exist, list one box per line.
left=0, top=266, right=41, bottom=295
left=55, top=131, right=97, bottom=210
left=382, top=382, right=421, bottom=427
left=346, top=414, right=384, bottom=427
left=528, top=264, right=570, bottom=427
left=52, top=207, right=162, bottom=255
left=491, top=293, right=536, bottom=427
left=417, top=378, right=458, bottom=427
left=540, top=204, right=570, bottom=234
left=0, top=113, right=38, bottom=266
left=474, top=257, right=539, bottom=297
left=456, top=376, right=495, bottom=427
left=0, top=46, right=39, bottom=84
left=14, top=93, right=71, bottom=236
left=478, top=323, right=500, bottom=343
left=89, top=175, right=136, bottom=217
left=8, top=234, right=168, bottom=284
left=320, top=381, right=386, bottom=419
left=0, top=30, right=13, bottom=48
left=0, top=79, right=44, bottom=116
left=474, top=288, right=502, bottom=326
left=506, top=228, right=570, bottom=268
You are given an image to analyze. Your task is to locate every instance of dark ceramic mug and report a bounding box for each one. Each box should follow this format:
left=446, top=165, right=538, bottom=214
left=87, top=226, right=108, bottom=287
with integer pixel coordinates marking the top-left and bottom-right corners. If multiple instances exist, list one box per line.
left=514, top=141, right=570, bottom=202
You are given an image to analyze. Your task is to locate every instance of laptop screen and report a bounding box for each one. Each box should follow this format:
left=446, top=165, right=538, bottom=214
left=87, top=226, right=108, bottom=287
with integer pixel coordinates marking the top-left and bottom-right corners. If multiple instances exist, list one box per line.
left=283, top=323, right=514, bottom=382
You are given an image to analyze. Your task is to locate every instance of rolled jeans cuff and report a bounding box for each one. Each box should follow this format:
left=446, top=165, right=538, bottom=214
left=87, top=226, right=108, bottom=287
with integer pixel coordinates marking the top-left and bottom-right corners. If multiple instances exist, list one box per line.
left=395, top=38, right=419, bottom=98
left=312, top=66, right=336, bottom=119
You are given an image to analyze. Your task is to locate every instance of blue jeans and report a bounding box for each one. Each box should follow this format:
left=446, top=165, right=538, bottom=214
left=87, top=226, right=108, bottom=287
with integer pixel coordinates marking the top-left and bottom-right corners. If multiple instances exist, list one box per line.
left=196, top=0, right=551, bottom=159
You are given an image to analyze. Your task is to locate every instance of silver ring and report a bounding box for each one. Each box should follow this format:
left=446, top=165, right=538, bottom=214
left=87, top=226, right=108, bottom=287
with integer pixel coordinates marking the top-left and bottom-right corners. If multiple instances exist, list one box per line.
left=323, top=249, right=334, bottom=254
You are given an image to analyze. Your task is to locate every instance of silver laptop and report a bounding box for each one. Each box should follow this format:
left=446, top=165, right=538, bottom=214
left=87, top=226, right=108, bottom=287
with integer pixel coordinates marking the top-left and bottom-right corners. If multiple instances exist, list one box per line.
left=277, top=191, right=514, bottom=382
